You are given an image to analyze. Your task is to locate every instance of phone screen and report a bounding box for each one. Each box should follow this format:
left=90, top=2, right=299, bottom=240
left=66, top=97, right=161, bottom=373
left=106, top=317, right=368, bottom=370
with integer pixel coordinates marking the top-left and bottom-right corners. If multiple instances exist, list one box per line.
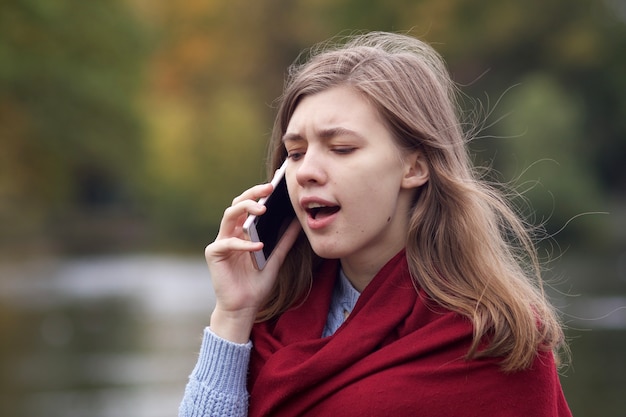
left=252, top=174, right=296, bottom=259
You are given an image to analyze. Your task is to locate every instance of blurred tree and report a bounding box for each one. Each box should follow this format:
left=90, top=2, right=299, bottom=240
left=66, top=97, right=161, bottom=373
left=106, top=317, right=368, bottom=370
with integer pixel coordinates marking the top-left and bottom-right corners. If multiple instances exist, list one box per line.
left=495, top=74, right=608, bottom=246
left=129, top=0, right=348, bottom=245
left=2, top=0, right=623, bottom=253
left=0, top=0, right=149, bottom=253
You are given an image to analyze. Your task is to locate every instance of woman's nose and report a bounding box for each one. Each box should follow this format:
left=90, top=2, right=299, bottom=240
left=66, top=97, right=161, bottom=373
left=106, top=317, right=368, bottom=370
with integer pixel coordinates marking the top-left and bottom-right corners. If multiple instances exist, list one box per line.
left=295, top=150, right=327, bottom=186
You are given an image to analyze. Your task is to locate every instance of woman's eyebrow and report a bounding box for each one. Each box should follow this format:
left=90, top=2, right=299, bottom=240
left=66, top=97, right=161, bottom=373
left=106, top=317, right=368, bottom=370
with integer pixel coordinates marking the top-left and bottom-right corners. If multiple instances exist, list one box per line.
left=282, top=132, right=303, bottom=143
left=282, top=127, right=363, bottom=143
left=317, top=127, right=364, bottom=140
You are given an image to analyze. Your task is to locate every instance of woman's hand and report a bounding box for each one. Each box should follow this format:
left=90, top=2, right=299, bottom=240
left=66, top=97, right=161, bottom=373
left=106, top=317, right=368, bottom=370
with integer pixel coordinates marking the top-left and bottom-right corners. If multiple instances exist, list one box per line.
left=205, top=183, right=301, bottom=343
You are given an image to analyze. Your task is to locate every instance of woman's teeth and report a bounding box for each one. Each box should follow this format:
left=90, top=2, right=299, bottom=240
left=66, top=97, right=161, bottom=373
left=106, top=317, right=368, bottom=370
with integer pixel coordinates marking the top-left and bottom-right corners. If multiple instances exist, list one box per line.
left=306, top=203, right=339, bottom=220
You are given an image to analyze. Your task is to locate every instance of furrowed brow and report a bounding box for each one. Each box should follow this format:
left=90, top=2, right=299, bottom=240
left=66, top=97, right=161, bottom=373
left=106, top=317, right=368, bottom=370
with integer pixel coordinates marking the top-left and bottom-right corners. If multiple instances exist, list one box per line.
left=317, top=127, right=364, bottom=141
left=282, top=127, right=364, bottom=143
left=282, top=132, right=304, bottom=143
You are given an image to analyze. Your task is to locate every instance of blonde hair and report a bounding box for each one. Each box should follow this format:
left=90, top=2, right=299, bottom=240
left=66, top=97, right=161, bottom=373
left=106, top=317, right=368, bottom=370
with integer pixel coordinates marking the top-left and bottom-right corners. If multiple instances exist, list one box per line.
left=259, top=31, right=565, bottom=372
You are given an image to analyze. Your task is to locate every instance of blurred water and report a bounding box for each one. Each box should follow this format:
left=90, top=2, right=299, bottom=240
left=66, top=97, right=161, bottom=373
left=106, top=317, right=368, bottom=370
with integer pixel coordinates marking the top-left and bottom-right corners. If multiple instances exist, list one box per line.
left=0, top=255, right=214, bottom=417
left=0, top=254, right=625, bottom=417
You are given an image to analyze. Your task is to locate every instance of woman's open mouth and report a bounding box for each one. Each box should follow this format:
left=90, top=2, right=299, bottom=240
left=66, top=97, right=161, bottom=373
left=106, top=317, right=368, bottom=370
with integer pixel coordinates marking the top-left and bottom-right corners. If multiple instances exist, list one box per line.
left=302, top=200, right=341, bottom=230
left=306, top=203, right=341, bottom=220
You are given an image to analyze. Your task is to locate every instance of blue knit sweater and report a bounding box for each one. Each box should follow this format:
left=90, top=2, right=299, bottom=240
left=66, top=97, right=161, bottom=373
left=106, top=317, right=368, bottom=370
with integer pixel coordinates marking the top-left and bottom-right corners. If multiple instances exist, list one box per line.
left=179, top=270, right=360, bottom=417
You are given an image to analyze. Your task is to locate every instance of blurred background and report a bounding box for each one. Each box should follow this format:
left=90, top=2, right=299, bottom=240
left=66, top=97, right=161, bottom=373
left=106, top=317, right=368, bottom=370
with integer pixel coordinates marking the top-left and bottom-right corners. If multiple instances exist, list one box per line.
left=0, top=0, right=624, bottom=416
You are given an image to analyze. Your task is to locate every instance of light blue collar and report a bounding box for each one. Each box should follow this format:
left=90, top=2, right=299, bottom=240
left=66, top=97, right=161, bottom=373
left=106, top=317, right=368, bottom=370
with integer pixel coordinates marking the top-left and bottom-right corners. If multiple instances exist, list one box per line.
left=337, top=268, right=361, bottom=315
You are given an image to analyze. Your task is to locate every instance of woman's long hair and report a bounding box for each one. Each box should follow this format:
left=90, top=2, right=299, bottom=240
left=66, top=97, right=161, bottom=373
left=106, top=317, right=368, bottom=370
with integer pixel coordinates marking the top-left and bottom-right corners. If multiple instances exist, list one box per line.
left=258, top=32, right=565, bottom=372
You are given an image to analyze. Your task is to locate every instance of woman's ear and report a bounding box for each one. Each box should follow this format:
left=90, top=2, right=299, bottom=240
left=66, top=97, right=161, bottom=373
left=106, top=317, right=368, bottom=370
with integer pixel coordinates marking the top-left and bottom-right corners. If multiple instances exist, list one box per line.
left=402, top=151, right=429, bottom=189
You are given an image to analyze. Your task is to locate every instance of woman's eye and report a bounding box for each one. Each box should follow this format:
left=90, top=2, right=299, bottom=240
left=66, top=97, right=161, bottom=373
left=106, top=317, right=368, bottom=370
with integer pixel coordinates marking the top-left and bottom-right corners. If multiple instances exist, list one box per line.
left=287, top=151, right=304, bottom=160
left=333, top=147, right=356, bottom=155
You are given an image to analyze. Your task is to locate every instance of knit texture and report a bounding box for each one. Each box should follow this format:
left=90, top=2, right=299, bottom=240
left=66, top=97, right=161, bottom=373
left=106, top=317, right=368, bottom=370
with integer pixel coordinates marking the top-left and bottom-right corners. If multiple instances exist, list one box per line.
left=178, top=328, right=251, bottom=417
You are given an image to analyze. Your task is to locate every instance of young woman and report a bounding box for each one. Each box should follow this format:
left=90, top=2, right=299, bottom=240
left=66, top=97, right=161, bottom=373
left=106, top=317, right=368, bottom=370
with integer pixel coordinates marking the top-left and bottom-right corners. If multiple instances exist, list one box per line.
left=179, top=32, right=572, bottom=417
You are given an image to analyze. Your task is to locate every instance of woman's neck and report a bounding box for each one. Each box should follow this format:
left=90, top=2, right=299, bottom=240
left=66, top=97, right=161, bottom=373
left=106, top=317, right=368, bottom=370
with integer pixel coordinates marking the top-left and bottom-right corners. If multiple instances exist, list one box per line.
left=340, top=246, right=405, bottom=292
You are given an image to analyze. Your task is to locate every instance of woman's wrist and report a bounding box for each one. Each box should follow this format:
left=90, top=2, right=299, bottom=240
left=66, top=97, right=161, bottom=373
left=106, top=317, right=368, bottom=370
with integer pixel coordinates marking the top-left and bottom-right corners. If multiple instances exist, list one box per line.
left=210, top=306, right=257, bottom=344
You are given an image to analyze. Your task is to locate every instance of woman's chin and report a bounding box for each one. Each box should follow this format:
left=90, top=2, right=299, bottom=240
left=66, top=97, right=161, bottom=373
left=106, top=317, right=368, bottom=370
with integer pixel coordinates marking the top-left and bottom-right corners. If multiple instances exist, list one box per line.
left=308, top=242, right=346, bottom=261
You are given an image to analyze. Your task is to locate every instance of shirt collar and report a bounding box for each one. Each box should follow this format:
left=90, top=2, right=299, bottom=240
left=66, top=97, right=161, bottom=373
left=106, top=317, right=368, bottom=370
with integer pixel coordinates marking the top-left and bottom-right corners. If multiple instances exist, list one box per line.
left=337, top=267, right=361, bottom=313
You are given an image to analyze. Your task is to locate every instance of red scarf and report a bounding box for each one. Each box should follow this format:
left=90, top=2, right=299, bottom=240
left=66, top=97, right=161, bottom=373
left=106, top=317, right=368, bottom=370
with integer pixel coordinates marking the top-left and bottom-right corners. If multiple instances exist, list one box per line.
left=249, top=251, right=571, bottom=417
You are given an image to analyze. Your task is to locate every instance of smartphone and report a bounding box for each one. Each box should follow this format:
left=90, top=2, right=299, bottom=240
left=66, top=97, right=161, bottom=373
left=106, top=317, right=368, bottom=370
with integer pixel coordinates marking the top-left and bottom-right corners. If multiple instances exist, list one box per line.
left=243, top=160, right=297, bottom=270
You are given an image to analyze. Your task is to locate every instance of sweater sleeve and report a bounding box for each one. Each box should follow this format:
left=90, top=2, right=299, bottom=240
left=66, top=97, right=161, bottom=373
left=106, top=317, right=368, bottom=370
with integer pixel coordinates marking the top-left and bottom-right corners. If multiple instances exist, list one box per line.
left=178, top=327, right=252, bottom=417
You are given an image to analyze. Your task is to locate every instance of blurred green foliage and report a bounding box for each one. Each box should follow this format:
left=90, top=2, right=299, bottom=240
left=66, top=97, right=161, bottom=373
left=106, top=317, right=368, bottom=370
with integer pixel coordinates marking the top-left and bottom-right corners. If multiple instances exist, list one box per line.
left=0, top=0, right=148, bottom=252
left=1, top=0, right=624, bottom=254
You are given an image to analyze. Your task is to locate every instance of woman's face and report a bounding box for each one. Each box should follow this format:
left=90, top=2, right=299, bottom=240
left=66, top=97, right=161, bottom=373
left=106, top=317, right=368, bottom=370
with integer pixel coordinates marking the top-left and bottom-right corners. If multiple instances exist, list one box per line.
left=283, top=85, right=427, bottom=275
